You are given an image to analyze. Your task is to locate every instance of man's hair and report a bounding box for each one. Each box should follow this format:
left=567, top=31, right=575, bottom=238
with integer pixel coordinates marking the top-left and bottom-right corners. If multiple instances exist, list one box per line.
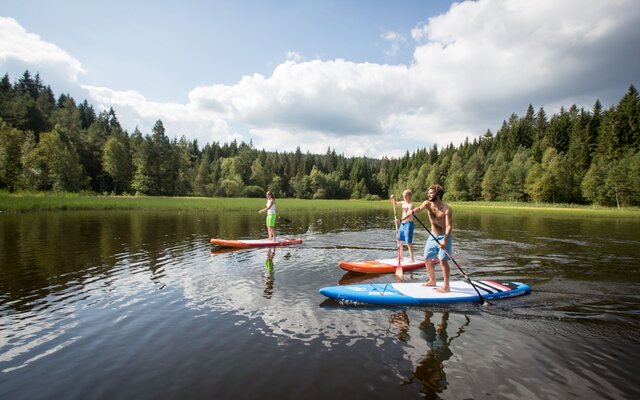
left=428, top=184, right=444, bottom=200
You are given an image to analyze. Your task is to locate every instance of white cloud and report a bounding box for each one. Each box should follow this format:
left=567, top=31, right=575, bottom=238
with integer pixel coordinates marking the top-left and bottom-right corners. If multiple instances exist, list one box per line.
left=82, top=85, right=240, bottom=147
left=2, top=0, right=639, bottom=158
left=285, top=51, right=303, bottom=63
left=408, top=0, right=640, bottom=125
left=381, top=30, right=406, bottom=58
left=0, top=17, right=85, bottom=82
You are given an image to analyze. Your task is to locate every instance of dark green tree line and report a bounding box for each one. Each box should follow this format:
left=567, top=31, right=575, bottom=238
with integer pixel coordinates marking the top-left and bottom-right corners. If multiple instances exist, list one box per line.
left=1, top=71, right=638, bottom=206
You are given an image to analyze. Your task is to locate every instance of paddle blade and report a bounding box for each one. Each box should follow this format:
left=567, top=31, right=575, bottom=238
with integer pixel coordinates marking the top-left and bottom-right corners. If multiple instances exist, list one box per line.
left=395, top=249, right=403, bottom=279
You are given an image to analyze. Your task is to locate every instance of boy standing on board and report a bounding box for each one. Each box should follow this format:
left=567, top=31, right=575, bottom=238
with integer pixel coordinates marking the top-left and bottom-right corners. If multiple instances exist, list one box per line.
left=407, top=184, right=453, bottom=293
left=391, top=190, right=415, bottom=262
left=259, top=191, right=277, bottom=241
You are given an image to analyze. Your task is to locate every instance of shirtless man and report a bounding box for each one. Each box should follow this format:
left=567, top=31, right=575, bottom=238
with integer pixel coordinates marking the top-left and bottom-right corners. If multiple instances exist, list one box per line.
left=410, top=184, right=453, bottom=293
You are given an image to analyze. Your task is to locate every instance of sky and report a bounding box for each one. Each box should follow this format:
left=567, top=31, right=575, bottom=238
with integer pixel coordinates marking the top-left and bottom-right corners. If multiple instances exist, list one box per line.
left=1, top=0, right=639, bottom=158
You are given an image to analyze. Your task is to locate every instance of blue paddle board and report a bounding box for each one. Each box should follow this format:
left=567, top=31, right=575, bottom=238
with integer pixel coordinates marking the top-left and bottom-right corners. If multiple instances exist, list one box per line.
left=319, top=280, right=531, bottom=305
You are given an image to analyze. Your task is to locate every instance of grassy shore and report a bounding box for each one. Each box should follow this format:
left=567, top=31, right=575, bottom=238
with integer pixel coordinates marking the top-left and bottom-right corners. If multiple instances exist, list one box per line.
left=1, top=192, right=639, bottom=217
left=0, top=192, right=388, bottom=212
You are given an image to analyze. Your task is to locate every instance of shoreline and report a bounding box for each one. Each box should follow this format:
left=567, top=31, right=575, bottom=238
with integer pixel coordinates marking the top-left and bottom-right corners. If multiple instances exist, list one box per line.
left=1, top=192, right=639, bottom=218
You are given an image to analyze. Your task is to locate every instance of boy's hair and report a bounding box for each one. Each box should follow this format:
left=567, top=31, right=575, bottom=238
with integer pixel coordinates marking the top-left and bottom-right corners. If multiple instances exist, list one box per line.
left=402, top=189, right=412, bottom=197
left=428, top=184, right=444, bottom=200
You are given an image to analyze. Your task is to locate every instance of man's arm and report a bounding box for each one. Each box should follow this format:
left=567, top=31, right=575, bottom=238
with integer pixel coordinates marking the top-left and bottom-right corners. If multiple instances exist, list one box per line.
left=402, top=200, right=428, bottom=221
left=441, top=208, right=453, bottom=248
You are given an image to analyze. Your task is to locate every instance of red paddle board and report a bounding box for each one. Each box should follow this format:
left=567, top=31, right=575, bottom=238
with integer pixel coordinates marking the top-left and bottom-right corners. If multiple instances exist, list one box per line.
left=210, top=238, right=303, bottom=248
left=339, top=256, right=431, bottom=274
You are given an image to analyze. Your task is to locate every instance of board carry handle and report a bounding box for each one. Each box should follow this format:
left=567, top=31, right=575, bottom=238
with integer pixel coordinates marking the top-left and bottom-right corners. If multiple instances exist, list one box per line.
left=412, top=214, right=486, bottom=305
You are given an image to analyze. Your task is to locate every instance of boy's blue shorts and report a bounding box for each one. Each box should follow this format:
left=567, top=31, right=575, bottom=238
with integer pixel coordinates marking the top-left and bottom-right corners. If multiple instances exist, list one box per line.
left=398, top=221, right=414, bottom=244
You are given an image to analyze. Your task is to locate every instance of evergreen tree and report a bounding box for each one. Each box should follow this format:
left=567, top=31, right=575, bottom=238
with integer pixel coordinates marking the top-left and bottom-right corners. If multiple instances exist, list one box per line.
left=598, top=107, right=621, bottom=161
left=0, top=119, right=26, bottom=191
left=444, top=153, right=468, bottom=200
left=249, top=158, right=267, bottom=189
left=481, top=151, right=506, bottom=201
left=78, top=100, right=96, bottom=129
left=502, top=150, right=532, bottom=201
left=544, top=107, right=571, bottom=154
left=531, top=106, right=548, bottom=161
left=581, top=157, right=608, bottom=205
left=585, top=100, right=602, bottom=162
left=616, top=85, right=639, bottom=149
left=464, top=147, right=485, bottom=200
left=174, top=137, right=193, bottom=196
left=102, top=136, right=132, bottom=194
left=193, top=152, right=213, bottom=196
left=149, top=120, right=176, bottom=195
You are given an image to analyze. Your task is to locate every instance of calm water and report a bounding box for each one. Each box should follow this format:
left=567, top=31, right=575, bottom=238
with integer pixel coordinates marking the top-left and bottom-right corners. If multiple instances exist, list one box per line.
left=0, top=208, right=639, bottom=400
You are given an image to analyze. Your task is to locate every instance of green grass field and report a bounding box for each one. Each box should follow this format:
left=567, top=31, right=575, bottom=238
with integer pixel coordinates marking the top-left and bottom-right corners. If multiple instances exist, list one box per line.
left=1, top=192, right=639, bottom=218
left=0, top=192, right=388, bottom=212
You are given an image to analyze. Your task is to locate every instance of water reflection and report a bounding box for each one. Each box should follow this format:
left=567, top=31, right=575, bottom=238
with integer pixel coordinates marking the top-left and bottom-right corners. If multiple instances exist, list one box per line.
left=400, top=311, right=467, bottom=399
left=263, top=248, right=275, bottom=299
left=389, top=310, right=410, bottom=342
left=1, top=209, right=639, bottom=399
left=338, top=271, right=383, bottom=285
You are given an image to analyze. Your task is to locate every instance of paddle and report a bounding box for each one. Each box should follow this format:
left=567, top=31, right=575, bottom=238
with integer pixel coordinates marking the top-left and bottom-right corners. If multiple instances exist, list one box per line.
left=391, top=196, right=403, bottom=279
left=412, top=214, right=486, bottom=305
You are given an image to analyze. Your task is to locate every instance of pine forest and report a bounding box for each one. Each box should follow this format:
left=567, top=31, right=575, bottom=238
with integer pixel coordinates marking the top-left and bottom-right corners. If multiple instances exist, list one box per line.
left=1, top=71, right=638, bottom=207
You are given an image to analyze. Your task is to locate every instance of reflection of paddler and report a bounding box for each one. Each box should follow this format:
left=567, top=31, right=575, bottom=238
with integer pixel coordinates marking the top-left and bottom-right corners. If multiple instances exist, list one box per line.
left=389, top=310, right=410, bottom=342
left=402, top=311, right=454, bottom=397
left=263, top=248, right=275, bottom=299
left=265, top=248, right=275, bottom=273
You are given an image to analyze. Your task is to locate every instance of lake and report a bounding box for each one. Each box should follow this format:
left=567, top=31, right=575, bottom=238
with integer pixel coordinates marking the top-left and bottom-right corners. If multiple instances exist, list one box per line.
left=0, top=209, right=639, bottom=399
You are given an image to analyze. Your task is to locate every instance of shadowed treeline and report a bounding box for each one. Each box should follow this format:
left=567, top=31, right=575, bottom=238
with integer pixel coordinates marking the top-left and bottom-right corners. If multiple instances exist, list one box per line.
left=1, top=71, right=638, bottom=206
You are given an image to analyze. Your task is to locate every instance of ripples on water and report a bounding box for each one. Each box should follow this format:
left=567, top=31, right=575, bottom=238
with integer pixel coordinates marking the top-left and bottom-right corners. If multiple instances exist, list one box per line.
left=1, top=210, right=639, bottom=399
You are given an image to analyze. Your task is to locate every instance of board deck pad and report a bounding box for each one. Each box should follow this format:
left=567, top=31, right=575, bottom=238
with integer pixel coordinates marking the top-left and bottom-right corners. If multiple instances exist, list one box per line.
left=339, top=256, right=428, bottom=274
left=210, top=238, right=303, bottom=248
left=319, top=280, right=531, bottom=305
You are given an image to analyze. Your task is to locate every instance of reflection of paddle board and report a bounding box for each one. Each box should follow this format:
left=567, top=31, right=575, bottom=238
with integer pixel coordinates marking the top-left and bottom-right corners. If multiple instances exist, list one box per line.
left=339, top=256, right=428, bottom=274
left=319, top=280, right=531, bottom=305
left=338, top=271, right=386, bottom=285
left=210, top=238, right=303, bottom=248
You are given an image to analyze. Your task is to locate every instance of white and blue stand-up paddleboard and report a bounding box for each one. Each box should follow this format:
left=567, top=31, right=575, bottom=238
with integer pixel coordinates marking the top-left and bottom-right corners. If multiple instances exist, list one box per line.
left=319, top=280, right=531, bottom=305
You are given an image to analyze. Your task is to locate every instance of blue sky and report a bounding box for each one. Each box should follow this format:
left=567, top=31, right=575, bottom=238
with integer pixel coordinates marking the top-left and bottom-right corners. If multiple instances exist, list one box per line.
left=1, top=0, right=639, bottom=157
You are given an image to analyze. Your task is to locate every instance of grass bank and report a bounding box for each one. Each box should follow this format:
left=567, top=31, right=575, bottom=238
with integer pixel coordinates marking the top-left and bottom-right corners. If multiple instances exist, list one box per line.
left=1, top=192, right=638, bottom=218
left=452, top=201, right=640, bottom=218
left=0, top=192, right=389, bottom=213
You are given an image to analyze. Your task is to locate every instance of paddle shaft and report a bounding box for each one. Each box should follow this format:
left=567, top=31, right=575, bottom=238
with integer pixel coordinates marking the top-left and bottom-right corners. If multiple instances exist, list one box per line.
left=391, top=198, right=403, bottom=277
left=412, top=214, right=485, bottom=305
